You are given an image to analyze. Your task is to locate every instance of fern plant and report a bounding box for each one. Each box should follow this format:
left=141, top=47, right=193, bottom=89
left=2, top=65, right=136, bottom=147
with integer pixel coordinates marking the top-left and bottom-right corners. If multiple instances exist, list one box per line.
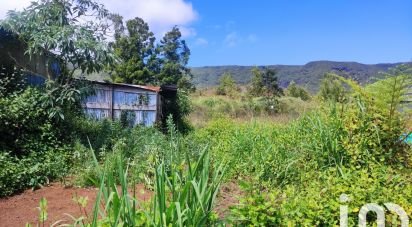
left=330, top=66, right=412, bottom=167
left=366, top=66, right=412, bottom=132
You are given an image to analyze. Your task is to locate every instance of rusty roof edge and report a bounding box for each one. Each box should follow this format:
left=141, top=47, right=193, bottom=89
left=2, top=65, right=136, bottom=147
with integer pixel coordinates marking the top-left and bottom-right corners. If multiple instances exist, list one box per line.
left=84, top=79, right=161, bottom=92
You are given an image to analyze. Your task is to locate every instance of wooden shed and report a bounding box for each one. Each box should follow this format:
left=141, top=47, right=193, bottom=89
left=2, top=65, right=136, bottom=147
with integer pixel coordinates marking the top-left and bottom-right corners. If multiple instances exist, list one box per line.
left=83, top=80, right=176, bottom=127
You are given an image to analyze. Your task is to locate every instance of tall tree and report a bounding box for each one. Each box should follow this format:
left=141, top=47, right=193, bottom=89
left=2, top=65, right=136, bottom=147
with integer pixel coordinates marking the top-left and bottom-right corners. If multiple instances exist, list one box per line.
left=216, top=72, right=237, bottom=96
left=248, top=67, right=265, bottom=96
left=111, top=17, right=158, bottom=84
left=248, top=67, right=282, bottom=97
left=262, top=68, right=283, bottom=97
left=111, top=23, right=194, bottom=91
left=158, top=26, right=193, bottom=91
left=156, top=27, right=194, bottom=132
left=1, top=0, right=115, bottom=79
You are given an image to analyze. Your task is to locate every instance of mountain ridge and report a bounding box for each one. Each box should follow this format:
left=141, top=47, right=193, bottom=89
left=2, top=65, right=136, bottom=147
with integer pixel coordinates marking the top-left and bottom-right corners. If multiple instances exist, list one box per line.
left=191, top=60, right=410, bottom=92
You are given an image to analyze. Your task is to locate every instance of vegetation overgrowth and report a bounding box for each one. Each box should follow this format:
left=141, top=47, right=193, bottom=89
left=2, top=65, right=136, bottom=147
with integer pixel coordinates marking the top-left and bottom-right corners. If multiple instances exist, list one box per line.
left=0, top=0, right=411, bottom=226
left=17, top=68, right=412, bottom=226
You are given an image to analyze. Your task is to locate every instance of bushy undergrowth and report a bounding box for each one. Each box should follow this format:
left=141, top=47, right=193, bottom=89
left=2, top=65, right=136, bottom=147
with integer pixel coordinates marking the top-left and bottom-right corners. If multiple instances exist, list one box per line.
left=222, top=73, right=412, bottom=225
left=0, top=87, right=58, bottom=155
left=72, top=124, right=169, bottom=187
left=67, top=119, right=225, bottom=226
left=229, top=166, right=412, bottom=226
left=72, top=117, right=205, bottom=188
left=0, top=67, right=108, bottom=196
left=0, top=147, right=72, bottom=197
left=0, top=69, right=80, bottom=196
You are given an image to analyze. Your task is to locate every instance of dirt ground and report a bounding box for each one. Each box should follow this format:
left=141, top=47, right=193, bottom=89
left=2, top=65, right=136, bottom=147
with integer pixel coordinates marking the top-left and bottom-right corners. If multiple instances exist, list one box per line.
left=215, top=182, right=242, bottom=219
left=0, top=182, right=240, bottom=226
left=0, top=183, right=151, bottom=227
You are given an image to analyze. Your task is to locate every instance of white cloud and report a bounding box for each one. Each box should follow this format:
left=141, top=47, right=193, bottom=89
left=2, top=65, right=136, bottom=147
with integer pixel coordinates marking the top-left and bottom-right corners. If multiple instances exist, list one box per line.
left=179, top=26, right=197, bottom=38
left=194, top=38, right=208, bottom=46
left=224, top=32, right=241, bottom=47
left=0, top=0, right=198, bottom=38
left=103, top=0, right=198, bottom=37
left=223, top=32, right=258, bottom=47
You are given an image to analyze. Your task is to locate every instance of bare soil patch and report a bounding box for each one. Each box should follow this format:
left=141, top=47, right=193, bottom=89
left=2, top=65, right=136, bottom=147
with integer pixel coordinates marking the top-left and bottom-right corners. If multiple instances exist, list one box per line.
left=0, top=183, right=150, bottom=227
left=0, top=182, right=240, bottom=226
left=215, top=181, right=242, bottom=218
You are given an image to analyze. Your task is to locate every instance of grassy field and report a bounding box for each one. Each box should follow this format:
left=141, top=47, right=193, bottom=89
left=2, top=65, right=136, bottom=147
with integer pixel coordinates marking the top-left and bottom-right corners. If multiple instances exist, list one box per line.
left=189, top=87, right=317, bottom=128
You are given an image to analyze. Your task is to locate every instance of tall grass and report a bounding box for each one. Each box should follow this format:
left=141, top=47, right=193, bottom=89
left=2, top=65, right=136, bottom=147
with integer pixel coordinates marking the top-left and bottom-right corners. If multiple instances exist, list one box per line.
left=150, top=147, right=225, bottom=226
left=192, top=109, right=347, bottom=187
left=74, top=123, right=226, bottom=226
left=189, top=95, right=317, bottom=127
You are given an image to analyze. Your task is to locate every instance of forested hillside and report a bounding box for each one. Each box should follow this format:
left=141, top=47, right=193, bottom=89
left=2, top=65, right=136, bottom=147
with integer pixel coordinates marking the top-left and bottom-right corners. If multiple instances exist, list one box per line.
left=191, top=61, right=409, bottom=91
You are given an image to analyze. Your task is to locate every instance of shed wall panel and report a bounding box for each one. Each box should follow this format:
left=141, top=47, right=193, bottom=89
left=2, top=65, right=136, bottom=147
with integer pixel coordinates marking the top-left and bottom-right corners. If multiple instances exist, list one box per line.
left=82, top=83, right=159, bottom=127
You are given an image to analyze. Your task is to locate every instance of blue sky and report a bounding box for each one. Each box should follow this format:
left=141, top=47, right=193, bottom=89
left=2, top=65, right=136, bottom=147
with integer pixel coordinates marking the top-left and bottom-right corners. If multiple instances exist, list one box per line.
left=185, top=0, right=412, bottom=66
left=2, top=0, right=411, bottom=66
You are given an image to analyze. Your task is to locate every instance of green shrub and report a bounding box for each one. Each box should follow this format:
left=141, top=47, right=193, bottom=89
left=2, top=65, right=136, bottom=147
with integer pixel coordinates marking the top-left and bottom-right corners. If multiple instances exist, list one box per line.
left=0, top=69, right=96, bottom=196
left=318, top=73, right=347, bottom=103
left=229, top=166, right=412, bottom=226
left=0, top=66, right=26, bottom=97
left=0, top=87, right=57, bottom=155
left=0, top=147, right=72, bottom=197
left=278, top=96, right=316, bottom=116
left=0, top=85, right=78, bottom=196
left=216, top=72, right=239, bottom=96
left=334, top=75, right=411, bottom=168
left=286, top=81, right=311, bottom=101
left=229, top=184, right=281, bottom=226
left=74, top=118, right=124, bottom=153
left=160, top=90, right=193, bottom=134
